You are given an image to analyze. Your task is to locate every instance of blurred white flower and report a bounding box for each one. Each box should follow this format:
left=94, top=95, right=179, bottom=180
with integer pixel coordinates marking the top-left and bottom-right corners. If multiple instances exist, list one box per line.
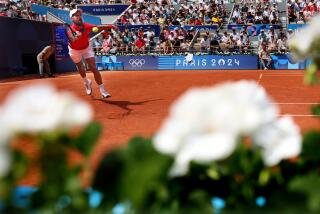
left=0, top=146, right=11, bottom=178
left=154, top=81, right=278, bottom=176
left=0, top=119, right=11, bottom=178
left=0, top=84, right=93, bottom=134
left=169, top=132, right=237, bottom=177
left=289, top=15, right=320, bottom=58
left=253, top=116, right=302, bottom=166
left=0, top=117, right=11, bottom=145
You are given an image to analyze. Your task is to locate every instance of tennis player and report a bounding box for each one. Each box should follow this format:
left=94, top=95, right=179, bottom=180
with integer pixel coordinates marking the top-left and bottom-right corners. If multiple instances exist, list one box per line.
left=66, top=8, right=110, bottom=98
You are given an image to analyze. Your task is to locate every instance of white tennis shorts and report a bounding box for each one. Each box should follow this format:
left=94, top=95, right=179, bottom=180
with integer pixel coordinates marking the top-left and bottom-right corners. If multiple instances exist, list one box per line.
left=68, top=45, right=95, bottom=64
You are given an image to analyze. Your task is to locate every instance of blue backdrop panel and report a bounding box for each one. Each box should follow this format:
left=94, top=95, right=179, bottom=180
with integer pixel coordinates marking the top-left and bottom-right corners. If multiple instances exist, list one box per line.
left=116, top=56, right=158, bottom=70
left=271, top=54, right=310, bottom=70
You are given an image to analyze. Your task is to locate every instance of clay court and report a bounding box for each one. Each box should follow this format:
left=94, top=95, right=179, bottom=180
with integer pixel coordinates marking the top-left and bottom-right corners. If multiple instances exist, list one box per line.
left=1, top=69, right=319, bottom=184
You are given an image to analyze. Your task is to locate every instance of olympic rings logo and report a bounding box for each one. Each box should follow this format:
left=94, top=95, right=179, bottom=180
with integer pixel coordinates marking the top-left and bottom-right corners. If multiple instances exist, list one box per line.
left=129, top=59, right=146, bottom=67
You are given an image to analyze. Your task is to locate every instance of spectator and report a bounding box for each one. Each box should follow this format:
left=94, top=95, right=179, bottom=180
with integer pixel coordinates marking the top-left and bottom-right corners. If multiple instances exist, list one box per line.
left=135, top=36, right=146, bottom=53
left=259, top=43, right=272, bottom=70
left=200, top=35, right=210, bottom=53
left=277, top=35, right=288, bottom=53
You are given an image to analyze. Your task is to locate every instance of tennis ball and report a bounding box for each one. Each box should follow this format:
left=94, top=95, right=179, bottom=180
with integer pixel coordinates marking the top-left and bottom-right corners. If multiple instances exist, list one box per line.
left=92, top=27, right=99, bottom=33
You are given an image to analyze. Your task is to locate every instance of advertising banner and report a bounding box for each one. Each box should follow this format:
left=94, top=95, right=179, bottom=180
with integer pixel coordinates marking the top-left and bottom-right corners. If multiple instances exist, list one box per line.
left=169, top=25, right=218, bottom=31
left=227, top=25, right=281, bottom=36
left=31, top=4, right=101, bottom=25
left=158, top=55, right=258, bottom=70
left=117, top=25, right=161, bottom=36
left=287, top=24, right=306, bottom=31
left=77, top=5, right=130, bottom=16
left=54, top=25, right=69, bottom=60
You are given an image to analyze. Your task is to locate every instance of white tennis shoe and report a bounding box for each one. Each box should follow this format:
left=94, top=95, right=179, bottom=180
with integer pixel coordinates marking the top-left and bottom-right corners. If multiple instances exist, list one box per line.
left=100, top=89, right=111, bottom=99
left=84, top=79, right=92, bottom=95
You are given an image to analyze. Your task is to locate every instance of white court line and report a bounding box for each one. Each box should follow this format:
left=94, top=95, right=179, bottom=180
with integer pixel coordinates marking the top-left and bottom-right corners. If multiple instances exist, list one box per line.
left=273, top=103, right=320, bottom=105
left=257, top=73, right=263, bottom=84
left=264, top=74, right=303, bottom=76
left=279, top=114, right=319, bottom=117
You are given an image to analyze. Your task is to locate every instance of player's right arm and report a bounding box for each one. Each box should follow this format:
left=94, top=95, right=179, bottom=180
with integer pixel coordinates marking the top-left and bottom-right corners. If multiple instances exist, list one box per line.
left=65, top=26, right=81, bottom=43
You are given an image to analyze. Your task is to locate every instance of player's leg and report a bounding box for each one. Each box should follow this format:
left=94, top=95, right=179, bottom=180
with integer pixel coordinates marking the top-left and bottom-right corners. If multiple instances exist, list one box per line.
left=37, top=54, right=44, bottom=78
left=69, top=48, right=93, bottom=95
left=85, top=57, right=111, bottom=98
left=43, top=59, right=53, bottom=77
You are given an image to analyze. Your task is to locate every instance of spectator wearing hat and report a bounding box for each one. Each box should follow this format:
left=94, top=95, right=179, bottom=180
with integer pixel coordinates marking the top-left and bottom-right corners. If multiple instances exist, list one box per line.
left=259, top=43, right=272, bottom=70
left=277, top=34, right=288, bottom=53
left=287, top=29, right=294, bottom=40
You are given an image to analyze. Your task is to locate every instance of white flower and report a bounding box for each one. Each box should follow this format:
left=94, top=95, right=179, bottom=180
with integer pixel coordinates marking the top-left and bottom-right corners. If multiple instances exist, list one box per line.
left=253, top=116, right=302, bottom=166
left=0, top=117, right=11, bottom=145
left=169, top=132, right=237, bottom=177
left=154, top=81, right=278, bottom=176
left=289, top=15, right=320, bottom=58
left=0, top=84, right=92, bottom=134
left=0, top=146, right=11, bottom=178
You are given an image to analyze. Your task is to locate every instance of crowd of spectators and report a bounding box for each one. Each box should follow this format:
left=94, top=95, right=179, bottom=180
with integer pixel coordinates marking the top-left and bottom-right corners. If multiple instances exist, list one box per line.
left=0, top=0, right=310, bottom=57
left=231, top=2, right=280, bottom=24
left=199, top=28, right=252, bottom=53
left=288, top=0, right=320, bottom=23
left=257, top=26, right=290, bottom=69
left=257, top=26, right=289, bottom=54
left=92, top=25, right=196, bottom=54
left=116, top=0, right=228, bottom=26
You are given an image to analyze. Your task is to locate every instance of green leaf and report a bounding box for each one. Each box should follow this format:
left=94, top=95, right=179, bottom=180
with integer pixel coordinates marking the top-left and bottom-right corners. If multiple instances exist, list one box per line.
left=121, top=137, right=173, bottom=210
left=311, top=105, right=320, bottom=116
left=92, top=147, right=127, bottom=210
left=11, top=150, right=28, bottom=181
left=92, top=136, right=174, bottom=211
left=258, top=169, right=271, bottom=186
left=304, top=63, right=318, bottom=85
left=289, top=172, right=320, bottom=212
left=301, top=131, right=320, bottom=161
left=71, top=122, right=102, bottom=156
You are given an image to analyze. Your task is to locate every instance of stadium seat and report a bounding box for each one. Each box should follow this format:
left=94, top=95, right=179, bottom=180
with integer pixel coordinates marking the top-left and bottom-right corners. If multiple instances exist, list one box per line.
left=109, top=55, right=124, bottom=71
left=95, top=56, right=104, bottom=71
left=101, top=56, right=114, bottom=70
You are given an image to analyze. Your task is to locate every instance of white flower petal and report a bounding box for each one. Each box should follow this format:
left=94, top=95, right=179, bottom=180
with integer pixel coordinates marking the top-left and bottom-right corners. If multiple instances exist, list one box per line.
left=153, top=80, right=279, bottom=176
left=253, top=116, right=302, bottom=166
left=58, top=92, right=93, bottom=129
left=169, top=132, right=237, bottom=177
left=153, top=118, right=193, bottom=155
left=1, top=84, right=93, bottom=134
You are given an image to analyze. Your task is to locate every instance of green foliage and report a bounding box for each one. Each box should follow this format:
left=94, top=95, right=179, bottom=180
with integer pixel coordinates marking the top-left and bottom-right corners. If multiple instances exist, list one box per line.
left=2, top=121, right=320, bottom=213
left=301, top=131, right=320, bottom=162
left=289, top=172, right=320, bottom=212
left=70, top=122, right=102, bottom=157
left=311, top=104, right=320, bottom=116
left=304, top=63, right=318, bottom=85
left=93, top=136, right=176, bottom=212
left=0, top=122, right=101, bottom=214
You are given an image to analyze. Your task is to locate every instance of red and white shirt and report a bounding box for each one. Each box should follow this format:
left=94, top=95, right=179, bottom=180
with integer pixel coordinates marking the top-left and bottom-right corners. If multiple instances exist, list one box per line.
left=68, top=22, right=94, bottom=50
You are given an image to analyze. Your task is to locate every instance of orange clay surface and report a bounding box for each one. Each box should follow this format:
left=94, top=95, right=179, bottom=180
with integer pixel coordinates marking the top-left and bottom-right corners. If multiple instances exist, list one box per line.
left=0, top=70, right=319, bottom=185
